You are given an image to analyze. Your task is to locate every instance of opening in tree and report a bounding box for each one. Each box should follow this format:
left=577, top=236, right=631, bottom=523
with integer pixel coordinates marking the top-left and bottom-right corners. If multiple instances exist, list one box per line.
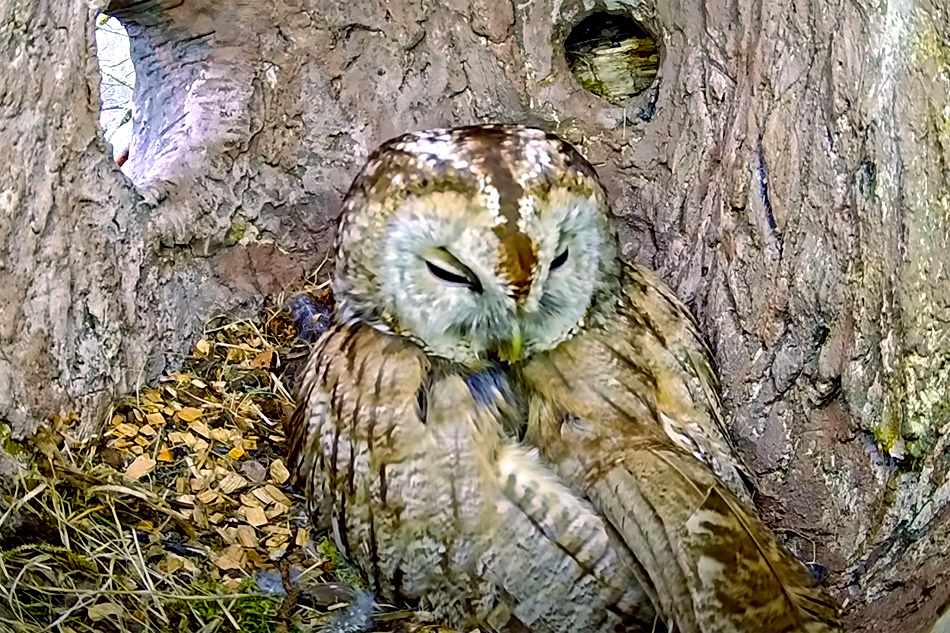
left=94, top=14, right=135, bottom=169
left=564, top=12, right=660, bottom=106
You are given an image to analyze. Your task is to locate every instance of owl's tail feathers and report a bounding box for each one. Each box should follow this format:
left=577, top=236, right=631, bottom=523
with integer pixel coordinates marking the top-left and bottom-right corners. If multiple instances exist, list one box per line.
left=589, top=442, right=842, bottom=633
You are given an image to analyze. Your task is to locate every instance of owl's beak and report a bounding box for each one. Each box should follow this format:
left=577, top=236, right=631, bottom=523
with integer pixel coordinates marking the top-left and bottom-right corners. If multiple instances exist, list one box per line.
left=498, top=321, right=523, bottom=362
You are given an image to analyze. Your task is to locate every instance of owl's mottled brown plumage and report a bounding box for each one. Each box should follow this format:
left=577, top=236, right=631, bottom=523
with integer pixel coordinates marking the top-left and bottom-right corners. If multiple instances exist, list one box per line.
left=288, top=321, right=659, bottom=631
left=522, top=270, right=841, bottom=631
left=289, top=125, right=841, bottom=633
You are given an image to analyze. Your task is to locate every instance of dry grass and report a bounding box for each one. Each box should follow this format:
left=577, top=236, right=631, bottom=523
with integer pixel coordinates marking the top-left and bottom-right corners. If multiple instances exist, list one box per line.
left=0, top=282, right=445, bottom=633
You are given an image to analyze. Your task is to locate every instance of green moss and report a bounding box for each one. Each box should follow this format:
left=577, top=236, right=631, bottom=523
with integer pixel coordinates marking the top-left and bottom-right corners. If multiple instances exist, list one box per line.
left=230, top=581, right=282, bottom=633
left=0, top=422, right=27, bottom=459
left=914, top=11, right=950, bottom=139
left=229, top=214, right=249, bottom=243
left=317, top=536, right=366, bottom=589
left=165, top=578, right=283, bottom=632
left=871, top=407, right=903, bottom=456
left=914, top=15, right=950, bottom=71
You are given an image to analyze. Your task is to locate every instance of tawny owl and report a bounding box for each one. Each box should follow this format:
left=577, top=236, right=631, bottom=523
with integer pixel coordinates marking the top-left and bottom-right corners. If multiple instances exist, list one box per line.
left=289, top=125, right=840, bottom=633
left=288, top=127, right=661, bottom=632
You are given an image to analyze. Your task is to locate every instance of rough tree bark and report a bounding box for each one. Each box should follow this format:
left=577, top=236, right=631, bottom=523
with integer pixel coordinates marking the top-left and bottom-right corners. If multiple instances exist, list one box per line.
left=0, top=0, right=947, bottom=630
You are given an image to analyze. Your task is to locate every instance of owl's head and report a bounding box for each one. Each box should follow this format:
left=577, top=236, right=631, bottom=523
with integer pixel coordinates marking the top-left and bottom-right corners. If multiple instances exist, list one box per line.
left=333, top=125, right=619, bottom=366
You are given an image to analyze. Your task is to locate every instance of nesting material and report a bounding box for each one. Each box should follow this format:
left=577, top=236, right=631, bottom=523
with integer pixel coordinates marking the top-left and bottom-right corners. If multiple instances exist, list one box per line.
left=0, top=287, right=450, bottom=632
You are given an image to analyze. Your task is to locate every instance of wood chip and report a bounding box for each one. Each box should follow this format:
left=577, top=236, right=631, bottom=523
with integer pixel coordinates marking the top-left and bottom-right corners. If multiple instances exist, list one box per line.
left=218, top=472, right=249, bottom=494
left=252, top=487, right=276, bottom=506
left=145, top=412, right=165, bottom=427
left=265, top=534, right=290, bottom=549
left=189, top=420, right=212, bottom=438
left=179, top=407, right=203, bottom=423
left=210, top=428, right=231, bottom=443
left=244, top=505, right=268, bottom=527
left=159, top=553, right=185, bottom=574
left=222, top=576, right=243, bottom=592
left=115, top=423, right=139, bottom=437
left=87, top=602, right=124, bottom=621
left=264, top=484, right=292, bottom=506
left=269, top=459, right=290, bottom=485
left=265, top=505, right=286, bottom=520
left=124, top=455, right=156, bottom=480
left=236, top=525, right=258, bottom=548
left=193, top=502, right=209, bottom=529
left=227, top=446, right=246, bottom=460
left=215, top=552, right=242, bottom=571
left=197, top=489, right=218, bottom=505
left=239, top=492, right=262, bottom=507
left=179, top=432, right=197, bottom=449
left=139, top=423, right=157, bottom=437
left=157, top=447, right=174, bottom=462
left=217, top=526, right=238, bottom=545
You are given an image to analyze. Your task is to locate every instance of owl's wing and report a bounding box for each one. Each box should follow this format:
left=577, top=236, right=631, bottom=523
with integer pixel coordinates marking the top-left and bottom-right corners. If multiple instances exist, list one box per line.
left=289, top=323, right=659, bottom=632
left=585, top=437, right=841, bottom=633
left=589, top=260, right=752, bottom=501
left=525, top=342, right=841, bottom=633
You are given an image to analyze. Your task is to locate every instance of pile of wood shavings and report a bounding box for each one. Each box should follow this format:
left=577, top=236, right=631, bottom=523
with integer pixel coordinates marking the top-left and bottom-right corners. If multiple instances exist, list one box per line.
left=0, top=289, right=452, bottom=633
left=103, top=309, right=308, bottom=583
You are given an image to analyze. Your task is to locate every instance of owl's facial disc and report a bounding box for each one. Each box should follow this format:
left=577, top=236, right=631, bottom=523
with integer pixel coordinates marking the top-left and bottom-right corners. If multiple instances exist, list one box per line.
left=333, top=125, right=618, bottom=366
left=377, top=190, right=523, bottom=365
left=512, top=186, right=614, bottom=358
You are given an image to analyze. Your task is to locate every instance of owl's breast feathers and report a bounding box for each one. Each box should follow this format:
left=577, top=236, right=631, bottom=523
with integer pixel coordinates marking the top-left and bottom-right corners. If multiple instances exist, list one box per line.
left=288, top=322, right=660, bottom=632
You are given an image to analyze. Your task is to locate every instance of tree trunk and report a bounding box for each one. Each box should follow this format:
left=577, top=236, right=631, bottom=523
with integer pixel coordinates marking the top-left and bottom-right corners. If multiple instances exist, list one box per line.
left=1, top=0, right=947, bottom=630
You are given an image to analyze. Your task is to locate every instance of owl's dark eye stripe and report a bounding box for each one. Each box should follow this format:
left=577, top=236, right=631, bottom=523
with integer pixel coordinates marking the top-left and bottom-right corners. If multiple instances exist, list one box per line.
left=426, top=260, right=483, bottom=293
left=551, top=247, right=569, bottom=270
